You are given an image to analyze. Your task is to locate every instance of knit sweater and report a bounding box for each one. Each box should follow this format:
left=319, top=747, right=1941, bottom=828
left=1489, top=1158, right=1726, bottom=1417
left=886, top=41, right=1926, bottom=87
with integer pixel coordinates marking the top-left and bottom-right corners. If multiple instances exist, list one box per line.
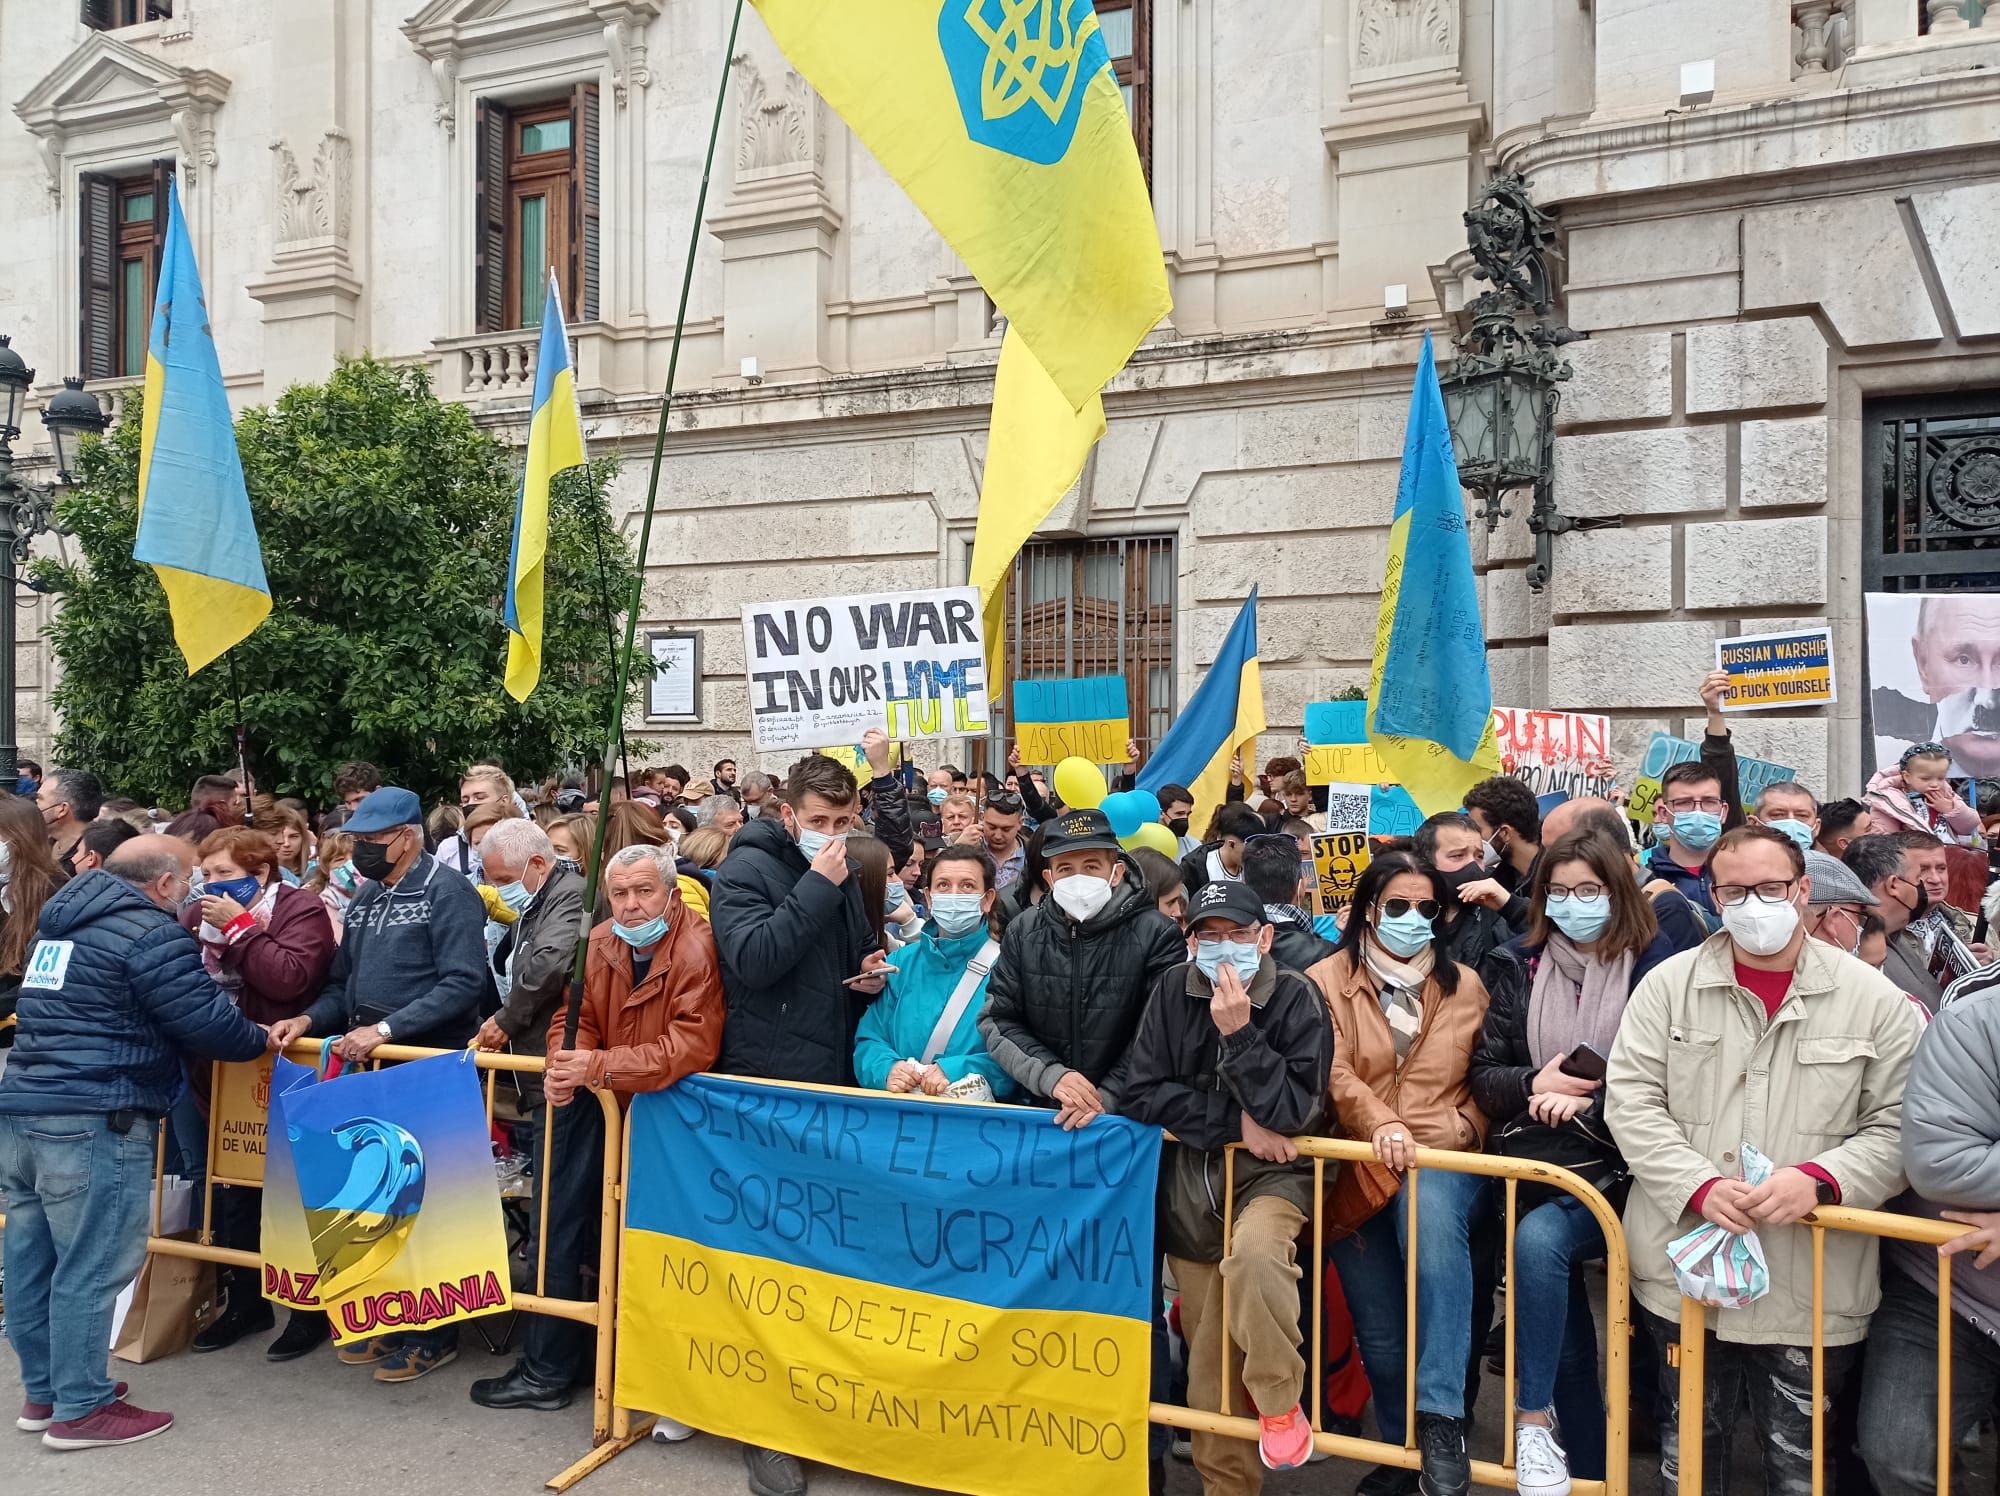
left=302, top=853, right=488, bottom=1048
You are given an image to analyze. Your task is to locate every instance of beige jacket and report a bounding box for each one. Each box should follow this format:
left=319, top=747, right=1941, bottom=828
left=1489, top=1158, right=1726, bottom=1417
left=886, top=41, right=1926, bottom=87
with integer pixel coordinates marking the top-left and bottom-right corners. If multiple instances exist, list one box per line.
left=1606, top=932, right=1924, bottom=1345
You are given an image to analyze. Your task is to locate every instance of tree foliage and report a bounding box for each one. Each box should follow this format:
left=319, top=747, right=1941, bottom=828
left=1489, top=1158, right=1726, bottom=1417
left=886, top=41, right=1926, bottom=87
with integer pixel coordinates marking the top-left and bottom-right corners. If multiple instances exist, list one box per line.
left=36, top=357, right=645, bottom=805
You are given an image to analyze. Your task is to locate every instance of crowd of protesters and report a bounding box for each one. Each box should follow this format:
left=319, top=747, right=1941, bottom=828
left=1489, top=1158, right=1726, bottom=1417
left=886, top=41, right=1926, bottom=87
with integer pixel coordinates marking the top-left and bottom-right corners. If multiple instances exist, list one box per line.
left=2, top=680, right=1999, bottom=1496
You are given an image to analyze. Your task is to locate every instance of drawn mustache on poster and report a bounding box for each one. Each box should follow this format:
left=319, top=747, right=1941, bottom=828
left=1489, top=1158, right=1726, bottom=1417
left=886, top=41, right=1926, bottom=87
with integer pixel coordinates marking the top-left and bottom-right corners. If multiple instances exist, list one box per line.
left=1874, top=685, right=2000, bottom=777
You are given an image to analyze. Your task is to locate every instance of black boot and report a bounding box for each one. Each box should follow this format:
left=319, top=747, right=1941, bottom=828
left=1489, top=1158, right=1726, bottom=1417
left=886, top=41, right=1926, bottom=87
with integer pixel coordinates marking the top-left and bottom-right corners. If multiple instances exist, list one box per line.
left=469, top=1362, right=572, bottom=1411
left=1416, top=1413, right=1470, bottom=1496
left=192, top=1291, right=274, bottom=1353
left=266, top=1309, right=331, bottom=1362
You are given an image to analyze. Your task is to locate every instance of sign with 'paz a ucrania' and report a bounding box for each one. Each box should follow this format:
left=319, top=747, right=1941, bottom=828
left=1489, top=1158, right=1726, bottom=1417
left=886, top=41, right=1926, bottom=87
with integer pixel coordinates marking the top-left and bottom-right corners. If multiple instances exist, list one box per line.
left=617, top=1074, right=1161, bottom=1496
left=742, top=586, right=989, bottom=752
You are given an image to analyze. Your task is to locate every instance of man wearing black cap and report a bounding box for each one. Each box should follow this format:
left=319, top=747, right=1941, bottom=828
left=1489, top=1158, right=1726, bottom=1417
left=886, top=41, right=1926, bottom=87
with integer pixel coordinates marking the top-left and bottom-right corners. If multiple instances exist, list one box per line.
left=1118, top=881, right=1334, bottom=1488
left=266, top=785, right=489, bottom=1384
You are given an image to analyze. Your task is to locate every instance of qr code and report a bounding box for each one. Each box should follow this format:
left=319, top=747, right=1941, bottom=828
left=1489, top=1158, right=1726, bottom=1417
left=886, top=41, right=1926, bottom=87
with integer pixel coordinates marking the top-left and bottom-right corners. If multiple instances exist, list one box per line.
left=1325, top=793, right=1369, bottom=832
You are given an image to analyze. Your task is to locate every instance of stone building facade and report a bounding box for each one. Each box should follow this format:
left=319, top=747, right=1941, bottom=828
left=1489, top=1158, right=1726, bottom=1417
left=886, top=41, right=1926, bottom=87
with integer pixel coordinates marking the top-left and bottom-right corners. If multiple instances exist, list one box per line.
left=1, top=0, right=1996, bottom=798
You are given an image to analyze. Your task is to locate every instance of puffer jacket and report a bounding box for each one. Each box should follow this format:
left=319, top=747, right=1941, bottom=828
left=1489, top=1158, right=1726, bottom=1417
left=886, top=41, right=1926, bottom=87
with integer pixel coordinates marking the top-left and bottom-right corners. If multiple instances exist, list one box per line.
left=0, top=871, right=267, bottom=1117
left=978, top=858, right=1185, bottom=1105
left=1266, top=905, right=1339, bottom=975
left=1118, top=954, right=1334, bottom=1261
left=1864, top=765, right=1981, bottom=843
left=1605, top=932, right=1924, bottom=1344
left=853, top=923, right=1016, bottom=1098
left=710, top=814, right=879, bottom=1085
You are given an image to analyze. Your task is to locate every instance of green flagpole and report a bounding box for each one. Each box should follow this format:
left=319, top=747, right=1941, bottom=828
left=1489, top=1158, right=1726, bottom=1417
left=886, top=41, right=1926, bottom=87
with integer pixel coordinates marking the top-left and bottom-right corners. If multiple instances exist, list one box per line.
left=560, top=0, right=745, bottom=1050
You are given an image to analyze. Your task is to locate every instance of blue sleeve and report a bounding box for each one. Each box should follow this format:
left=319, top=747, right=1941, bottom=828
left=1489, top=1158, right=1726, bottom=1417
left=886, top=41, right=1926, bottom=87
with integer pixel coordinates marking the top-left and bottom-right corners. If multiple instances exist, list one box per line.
left=132, top=924, right=268, bottom=1063
left=382, top=877, right=489, bottom=1039
left=933, top=976, right=1017, bottom=1097
left=852, top=983, right=903, bottom=1091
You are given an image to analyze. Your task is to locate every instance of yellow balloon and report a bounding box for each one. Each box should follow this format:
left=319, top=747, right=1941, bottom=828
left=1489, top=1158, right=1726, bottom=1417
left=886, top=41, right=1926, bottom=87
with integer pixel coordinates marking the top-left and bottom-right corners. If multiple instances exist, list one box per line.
left=1052, top=756, right=1107, bottom=810
left=1125, top=821, right=1180, bottom=858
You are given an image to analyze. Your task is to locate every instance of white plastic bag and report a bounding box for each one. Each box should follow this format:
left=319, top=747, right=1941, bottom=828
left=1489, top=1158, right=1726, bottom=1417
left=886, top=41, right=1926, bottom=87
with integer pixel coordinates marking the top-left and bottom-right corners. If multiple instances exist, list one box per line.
left=1666, top=1143, right=1775, bottom=1310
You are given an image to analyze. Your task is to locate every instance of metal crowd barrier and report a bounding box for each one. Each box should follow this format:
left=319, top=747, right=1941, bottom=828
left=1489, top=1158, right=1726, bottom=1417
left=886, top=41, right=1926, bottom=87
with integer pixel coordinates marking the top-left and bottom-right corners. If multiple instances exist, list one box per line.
left=1149, top=1137, right=1633, bottom=1496
left=1676, top=1202, right=1970, bottom=1496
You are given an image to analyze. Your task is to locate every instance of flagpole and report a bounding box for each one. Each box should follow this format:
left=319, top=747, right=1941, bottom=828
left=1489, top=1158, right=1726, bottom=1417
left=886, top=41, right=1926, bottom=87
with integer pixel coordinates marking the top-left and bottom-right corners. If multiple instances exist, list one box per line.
left=226, top=648, right=253, bottom=827
left=582, top=461, right=632, bottom=792
left=560, top=0, right=744, bottom=1050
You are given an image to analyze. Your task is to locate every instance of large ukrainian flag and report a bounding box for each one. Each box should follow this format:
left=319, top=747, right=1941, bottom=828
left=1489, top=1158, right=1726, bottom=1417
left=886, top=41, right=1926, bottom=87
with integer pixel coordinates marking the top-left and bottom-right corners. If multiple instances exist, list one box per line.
left=133, top=181, right=269, bottom=675
left=1366, top=332, right=1501, bottom=814
left=503, top=273, right=586, bottom=702
left=749, top=0, right=1169, bottom=694
left=1136, top=589, right=1264, bottom=836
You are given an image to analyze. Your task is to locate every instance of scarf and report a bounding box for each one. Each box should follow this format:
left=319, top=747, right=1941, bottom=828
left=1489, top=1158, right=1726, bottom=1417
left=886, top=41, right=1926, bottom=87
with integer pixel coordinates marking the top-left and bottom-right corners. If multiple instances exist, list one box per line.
left=199, top=881, right=280, bottom=992
left=1361, top=936, right=1433, bottom=1061
left=1527, top=932, right=1637, bottom=1069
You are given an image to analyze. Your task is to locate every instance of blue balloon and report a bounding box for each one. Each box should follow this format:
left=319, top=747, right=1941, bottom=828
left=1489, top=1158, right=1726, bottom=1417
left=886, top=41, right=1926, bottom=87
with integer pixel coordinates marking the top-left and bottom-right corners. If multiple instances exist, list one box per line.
left=1130, top=790, right=1162, bottom=826
left=1101, top=790, right=1145, bottom=840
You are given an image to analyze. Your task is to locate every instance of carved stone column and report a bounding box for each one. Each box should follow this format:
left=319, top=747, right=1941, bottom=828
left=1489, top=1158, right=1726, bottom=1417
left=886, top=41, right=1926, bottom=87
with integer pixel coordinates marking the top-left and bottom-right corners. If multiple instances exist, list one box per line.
left=706, top=40, right=842, bottom=381
left=244, top=0, right=364, bottom=394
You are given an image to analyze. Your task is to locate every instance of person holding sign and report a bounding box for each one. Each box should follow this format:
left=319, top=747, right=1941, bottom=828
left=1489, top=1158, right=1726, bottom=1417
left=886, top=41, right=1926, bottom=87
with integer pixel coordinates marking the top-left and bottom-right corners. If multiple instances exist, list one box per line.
left=1117, top=880, right=1335, bottom=1489
left=852, top=845, right=1015, bottom=1103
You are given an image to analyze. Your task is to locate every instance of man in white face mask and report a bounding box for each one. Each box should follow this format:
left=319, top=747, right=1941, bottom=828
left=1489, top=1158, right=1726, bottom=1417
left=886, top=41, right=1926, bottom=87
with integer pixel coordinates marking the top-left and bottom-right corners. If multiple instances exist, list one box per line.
left=1606, top=824, right=1924, bottom=1496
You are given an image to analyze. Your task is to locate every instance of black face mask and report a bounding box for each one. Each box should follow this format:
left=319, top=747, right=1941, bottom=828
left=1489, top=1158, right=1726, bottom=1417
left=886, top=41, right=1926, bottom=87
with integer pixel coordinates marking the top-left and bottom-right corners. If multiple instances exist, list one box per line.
left=352, top=838, right=398, bottom=882
left=1440, top=863, right=1485, bottom=903
left=1167, top=817, right=1190, bottom=838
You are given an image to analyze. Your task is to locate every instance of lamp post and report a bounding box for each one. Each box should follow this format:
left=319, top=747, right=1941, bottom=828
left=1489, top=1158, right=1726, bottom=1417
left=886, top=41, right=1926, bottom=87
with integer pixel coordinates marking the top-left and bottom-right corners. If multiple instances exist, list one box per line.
left=0, top=338, right=107, bottom=782
left=1439, top=174, right=1584, bottom=592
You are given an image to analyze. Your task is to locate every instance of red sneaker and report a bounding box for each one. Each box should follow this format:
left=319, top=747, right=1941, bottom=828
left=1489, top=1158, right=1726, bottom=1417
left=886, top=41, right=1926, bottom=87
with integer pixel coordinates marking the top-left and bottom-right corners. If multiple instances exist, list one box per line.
left=1258, top=1404, right=1314, bottom=1471
left=17, top=1383, right=129, bottom=1433
left=41, top=1398, right=173, bottom=1450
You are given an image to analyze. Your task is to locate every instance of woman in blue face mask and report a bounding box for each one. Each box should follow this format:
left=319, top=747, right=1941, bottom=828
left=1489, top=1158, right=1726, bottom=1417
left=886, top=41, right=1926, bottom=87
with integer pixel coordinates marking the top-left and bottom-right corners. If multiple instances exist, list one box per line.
left=851, top=845, right=1017, bottom=1102
left=1309, top=850, right=1495, bottom=1496
left=1468, top=830, right=1680, bottom=1495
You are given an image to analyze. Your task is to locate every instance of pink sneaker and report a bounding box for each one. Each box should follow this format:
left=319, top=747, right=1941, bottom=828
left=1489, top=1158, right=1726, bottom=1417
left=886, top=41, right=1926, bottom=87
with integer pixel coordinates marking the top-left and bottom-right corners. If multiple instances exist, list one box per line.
left=18, top=1382, right=129, bottom=1433
left=41, top=1398, right=173, bottom=1450
left=1258, top=1404, right=1314, bottom=1471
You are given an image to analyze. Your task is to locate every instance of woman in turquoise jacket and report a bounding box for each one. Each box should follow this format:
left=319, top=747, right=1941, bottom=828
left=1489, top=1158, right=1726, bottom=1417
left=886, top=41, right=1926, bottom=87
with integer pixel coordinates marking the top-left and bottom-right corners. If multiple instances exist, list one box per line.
left=853, top=845, right=1017, bottom=1100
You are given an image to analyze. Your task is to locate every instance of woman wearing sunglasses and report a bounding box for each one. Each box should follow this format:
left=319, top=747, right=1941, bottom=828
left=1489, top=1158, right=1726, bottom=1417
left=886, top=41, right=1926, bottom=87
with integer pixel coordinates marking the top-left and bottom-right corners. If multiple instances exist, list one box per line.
left=1309, top=849, right=1493, bottom=1496
left=1469, top=830, right=1676, bottom=1496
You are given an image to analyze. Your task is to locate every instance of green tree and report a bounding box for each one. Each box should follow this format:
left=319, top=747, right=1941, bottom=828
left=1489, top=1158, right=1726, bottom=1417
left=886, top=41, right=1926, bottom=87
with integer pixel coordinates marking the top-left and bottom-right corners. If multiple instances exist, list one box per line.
left=35, top=357, right=645, bottom=805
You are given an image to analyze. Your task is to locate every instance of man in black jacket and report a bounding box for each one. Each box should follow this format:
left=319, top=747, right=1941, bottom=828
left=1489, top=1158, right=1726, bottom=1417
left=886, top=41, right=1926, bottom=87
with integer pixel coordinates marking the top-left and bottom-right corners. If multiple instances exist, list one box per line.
left=1242, top=833, right=1337, bottom=972
left=1118, top=880, right=1335, bottom=1489
left=1416, top=811, right=1520, bottom=969
left=979, top=808, right=1184, bottom=1127
left=1179, top=801, right=1268, bottom=899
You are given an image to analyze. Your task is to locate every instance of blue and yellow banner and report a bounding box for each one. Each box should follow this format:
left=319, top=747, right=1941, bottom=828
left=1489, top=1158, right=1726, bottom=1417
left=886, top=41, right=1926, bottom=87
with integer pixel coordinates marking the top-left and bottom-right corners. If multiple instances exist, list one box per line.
left=618, top=1075, right=1161, bottom=1496
left=1012, top=673, right=1128, bottom=764
left=260, top=1052, right=511, bottom=1342
left=133, top=179, right=270, bottom=675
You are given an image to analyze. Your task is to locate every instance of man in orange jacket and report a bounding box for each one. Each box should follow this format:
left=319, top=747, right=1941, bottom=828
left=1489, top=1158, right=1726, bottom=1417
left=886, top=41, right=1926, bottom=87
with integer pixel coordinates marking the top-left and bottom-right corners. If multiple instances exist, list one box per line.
left=470, top=842, right=723, bottom=1414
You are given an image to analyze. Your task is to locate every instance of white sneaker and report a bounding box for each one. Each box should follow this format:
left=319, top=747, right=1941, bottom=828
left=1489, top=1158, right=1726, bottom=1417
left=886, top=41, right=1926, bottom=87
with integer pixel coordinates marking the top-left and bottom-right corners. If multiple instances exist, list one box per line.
left=650, top=1414, right=696, bottom=1443
left=1514, top=1422, right=1571, bottom=1496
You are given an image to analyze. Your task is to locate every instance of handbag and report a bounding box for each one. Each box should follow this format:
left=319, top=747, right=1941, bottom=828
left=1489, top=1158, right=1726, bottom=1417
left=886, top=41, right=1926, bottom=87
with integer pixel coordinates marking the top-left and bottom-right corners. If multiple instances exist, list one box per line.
left=1324, top=1155, right=1401, bottom=1240
left=1491, top=1106, right=1629, bottom=1212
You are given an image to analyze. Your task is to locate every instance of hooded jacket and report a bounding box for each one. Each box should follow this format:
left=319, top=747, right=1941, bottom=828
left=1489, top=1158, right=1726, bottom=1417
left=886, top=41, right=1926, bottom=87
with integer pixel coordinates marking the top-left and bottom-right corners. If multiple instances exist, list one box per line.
left=1864, top=765, right=1981, bottom=843
left=709, top=814, right=880, bottom=1085
left=852, top=922, right=1016, bottom=1098
left=978, top=857, right=1186, bottom=1105
left=0, top=871, right=267, bottom=1117
left=1117, top=953, right=1334, bottom=1261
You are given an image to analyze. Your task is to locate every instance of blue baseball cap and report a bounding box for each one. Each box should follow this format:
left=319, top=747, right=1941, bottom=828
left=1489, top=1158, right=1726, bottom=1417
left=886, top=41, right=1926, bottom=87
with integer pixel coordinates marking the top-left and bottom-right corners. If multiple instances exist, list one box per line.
left=343, top=786, right=423, bottom=834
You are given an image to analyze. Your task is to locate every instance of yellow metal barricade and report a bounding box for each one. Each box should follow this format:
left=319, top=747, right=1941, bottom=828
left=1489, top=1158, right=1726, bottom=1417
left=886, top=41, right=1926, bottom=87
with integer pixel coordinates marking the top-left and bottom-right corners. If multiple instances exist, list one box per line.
left=1674, top=1203, right=1970, bottom=1496
left=1149, top=1137, right=1632, bottom=1496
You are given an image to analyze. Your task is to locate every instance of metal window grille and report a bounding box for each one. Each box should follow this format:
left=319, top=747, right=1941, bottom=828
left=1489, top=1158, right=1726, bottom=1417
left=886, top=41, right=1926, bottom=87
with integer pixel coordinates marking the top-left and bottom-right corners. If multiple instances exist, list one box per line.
left=1863, top=393, right=2000, bottom=594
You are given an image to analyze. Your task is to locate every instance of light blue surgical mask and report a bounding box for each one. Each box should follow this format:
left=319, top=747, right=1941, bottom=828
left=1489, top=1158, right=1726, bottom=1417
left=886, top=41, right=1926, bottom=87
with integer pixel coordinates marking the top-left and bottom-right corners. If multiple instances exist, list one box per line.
left=1194, top=939, right=1263, bottom=984
left=1670, top=810, right=1723, bottom=852
left=1375, top=910, right=1435, bottom=959
left=930, top=893, right=988, bottom=938
left=796, top=827, right=846, bottom=861
left=1547, top=893, right=1612, bottom=944
left=494, top=878, right=534, bottom=914
left=612, top=913, right=669, bottom=948
left=885, top=880, right=910, bottom=912
left=927, top=787, right=949, bottom=808
left=1766, top=818, right=1815, bottom=854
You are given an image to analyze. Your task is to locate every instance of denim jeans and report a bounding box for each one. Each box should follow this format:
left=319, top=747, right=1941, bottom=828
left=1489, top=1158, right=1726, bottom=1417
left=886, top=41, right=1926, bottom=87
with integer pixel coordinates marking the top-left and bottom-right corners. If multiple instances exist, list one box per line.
left=1638, top=1306, right=1857, bottom=1496
left=0, top=1113, right=156, bottom=1421
left=1514, top=1196, right=1608, bottom=1479
left=1331, top=1166, right=1492, bottom=1442
left=1858, top=1266, right=2000, bottom=1496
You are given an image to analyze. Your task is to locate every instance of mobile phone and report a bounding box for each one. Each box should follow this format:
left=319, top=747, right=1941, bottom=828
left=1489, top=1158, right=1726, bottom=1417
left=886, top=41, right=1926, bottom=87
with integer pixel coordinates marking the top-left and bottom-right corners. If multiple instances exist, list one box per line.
left=1559, top=1042, right=1608, bottom=1083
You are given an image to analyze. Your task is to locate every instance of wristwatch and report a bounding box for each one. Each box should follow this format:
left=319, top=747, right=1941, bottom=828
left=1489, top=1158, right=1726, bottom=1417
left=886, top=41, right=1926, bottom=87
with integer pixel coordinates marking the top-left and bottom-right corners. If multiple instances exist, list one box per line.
left=374, top=1019, right=393, bottom=1042
left=1814, top=1176, right=1837, bottom=1207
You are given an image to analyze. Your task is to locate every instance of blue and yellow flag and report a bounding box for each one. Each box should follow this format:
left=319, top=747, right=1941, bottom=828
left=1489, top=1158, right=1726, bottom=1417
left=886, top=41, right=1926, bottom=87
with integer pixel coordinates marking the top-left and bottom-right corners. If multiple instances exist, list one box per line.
left=1366, top=333, right=1501, bottom=815
left=133, top=181, right=269, bottom=675
left=1137, top=589, right=1265, bottom=835
left=747, top=0, right=1170, bottom=697
left=503, top=272, right=586, bottom=702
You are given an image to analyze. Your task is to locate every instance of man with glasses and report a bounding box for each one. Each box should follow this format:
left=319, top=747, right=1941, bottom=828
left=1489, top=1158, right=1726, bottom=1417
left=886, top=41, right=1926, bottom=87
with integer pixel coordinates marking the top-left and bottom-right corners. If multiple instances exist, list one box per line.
left=1644, top=761, right=1733, bottom=918
left=1607, top=824, right=1923, bottom=1496
left=1842, top=834, right=1948, bottom=1013
left=981, top=791, right=1027, bottom=890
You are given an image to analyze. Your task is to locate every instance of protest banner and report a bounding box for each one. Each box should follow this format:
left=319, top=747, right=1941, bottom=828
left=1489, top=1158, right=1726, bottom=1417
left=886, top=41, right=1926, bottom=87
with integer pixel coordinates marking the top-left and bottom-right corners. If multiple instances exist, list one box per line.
left=1323, top=783, right=1371, bottom=833
left=742, top=585, right=989, bottom=752
left=1312, top=831, right=1372, bottom=916
left=1864, top=592, right=2000, bottom=777
left=1491, top=708, right=1617, bottom=799
left=211, top=1053, right=274, bottom=1186
left=1012, top=675, right=1129, bottom=765
left=618, top=1074, right=1161, bottom=1496
left=1627, top=732, right=1796, bottom=828
left=1303, top=701, right=1422, bottom=833
left=1716, top=628, right=1836, bottom=713
left=261, top=1052, right=511, bottom=1342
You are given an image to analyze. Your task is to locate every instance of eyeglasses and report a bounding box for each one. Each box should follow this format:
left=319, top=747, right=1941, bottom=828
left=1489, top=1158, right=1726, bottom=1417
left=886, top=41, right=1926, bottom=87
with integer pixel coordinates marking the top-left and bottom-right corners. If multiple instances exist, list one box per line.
left=1379, top=898, right=1442, bottom=921
left=1665, top=796, right=1727, bottom=815
left=1711, top=878, right=1799, bottom=908
left=1546, top=883, right=1606, bottom=903
left=986, top=794, right=1023, bottom=815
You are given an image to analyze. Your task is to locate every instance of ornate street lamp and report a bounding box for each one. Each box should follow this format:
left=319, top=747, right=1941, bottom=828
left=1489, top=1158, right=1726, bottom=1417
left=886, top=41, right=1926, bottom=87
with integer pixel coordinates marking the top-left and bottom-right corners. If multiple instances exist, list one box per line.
left=0, top=352, right=106, bottom=780
left=1439, top=174, right=1583, bottom=591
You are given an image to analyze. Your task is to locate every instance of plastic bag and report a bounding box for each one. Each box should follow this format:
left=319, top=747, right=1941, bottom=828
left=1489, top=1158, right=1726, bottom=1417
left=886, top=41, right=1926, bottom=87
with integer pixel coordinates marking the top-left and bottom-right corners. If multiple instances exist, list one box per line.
left=1667, top=1142, right=1774, bottom=1309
